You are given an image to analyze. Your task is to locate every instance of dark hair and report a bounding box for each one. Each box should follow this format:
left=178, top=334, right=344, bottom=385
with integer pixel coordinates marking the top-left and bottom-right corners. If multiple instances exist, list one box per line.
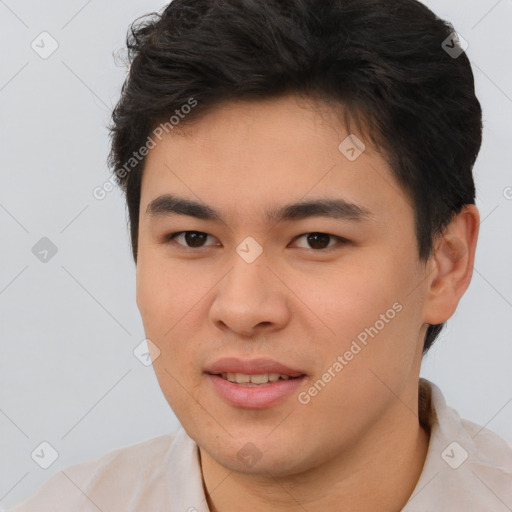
left=108, top=0, right=482, bottom=354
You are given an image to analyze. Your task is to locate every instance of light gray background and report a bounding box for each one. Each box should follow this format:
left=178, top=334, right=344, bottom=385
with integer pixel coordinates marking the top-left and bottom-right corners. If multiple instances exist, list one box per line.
left=1, top=0, right=511, bottom=508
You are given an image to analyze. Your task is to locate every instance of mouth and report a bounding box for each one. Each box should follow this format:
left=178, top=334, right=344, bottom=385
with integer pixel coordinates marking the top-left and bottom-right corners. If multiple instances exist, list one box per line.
left=204, top=356, right=306, bottom=378
left=204, top=357, right=307, bottom=409
left=213, top=372, right=303, bottom=386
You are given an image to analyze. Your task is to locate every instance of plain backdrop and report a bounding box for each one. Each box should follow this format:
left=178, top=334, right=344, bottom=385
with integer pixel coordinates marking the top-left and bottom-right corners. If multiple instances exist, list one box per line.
left=1, top=0, right=511, bottom=508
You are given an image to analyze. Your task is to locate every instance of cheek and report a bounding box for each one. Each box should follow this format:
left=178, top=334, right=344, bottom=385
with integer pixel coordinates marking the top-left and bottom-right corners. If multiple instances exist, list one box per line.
left=136, top=256, right=207, bottom=411
left=136, top=253, right=217, bottom=375
left=308, top=250, right=422, bottom=372
left=137, top=251, right=202, bottom=331
left=301, top=255, right=402, bottom=339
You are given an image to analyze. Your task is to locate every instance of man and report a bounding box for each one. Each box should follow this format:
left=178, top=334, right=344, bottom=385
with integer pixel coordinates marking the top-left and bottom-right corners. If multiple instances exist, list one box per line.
left=11, top=0, right=512, bottom=510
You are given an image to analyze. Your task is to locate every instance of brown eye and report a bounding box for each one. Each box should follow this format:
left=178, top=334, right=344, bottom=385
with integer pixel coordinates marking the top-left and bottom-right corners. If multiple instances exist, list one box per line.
left=167, top=231, right=217, bottom=248
left=292, top=232, right=345, bottom=250
left=307, top=233, right=331, bottom=249
left=184, top=232, right=207, bottom=247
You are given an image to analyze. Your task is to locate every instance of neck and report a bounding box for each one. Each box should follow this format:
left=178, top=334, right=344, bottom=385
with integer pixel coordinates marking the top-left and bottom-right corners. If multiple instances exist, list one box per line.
left=200, top=385, right=430, bottom=512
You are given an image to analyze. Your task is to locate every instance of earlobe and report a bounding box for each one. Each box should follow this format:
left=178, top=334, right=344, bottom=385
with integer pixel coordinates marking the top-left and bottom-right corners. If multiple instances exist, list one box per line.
left=423, top=205, right=480, bottom=325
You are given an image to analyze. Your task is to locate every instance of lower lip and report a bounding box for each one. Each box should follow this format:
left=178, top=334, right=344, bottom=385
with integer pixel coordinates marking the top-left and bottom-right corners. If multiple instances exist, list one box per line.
left=206, top=374, right=305, bottom=409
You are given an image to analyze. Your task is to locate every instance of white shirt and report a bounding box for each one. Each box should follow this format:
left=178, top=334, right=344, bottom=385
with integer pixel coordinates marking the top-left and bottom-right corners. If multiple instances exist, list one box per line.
left=10, top=379, right=512, bottom=511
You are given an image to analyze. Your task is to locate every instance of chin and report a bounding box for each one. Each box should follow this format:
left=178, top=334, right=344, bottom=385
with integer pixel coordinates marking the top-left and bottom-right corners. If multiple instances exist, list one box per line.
left=199, top=431, right=319, bottom=477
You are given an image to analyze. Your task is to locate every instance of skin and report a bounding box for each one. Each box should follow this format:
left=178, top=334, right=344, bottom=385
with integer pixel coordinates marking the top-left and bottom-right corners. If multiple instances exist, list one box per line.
left=136, top=94, right=479, bottom=511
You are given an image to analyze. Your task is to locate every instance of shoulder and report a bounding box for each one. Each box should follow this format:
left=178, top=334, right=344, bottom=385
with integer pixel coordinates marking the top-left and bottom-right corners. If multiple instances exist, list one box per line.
left=9, top=430, right=182, bottom=512
left=459, top=414, right=512, bottom=505
left=404, top=379, right=512, bottom=511
left=431, top=381, right=512, bottom=478
left=460, top=414, right=512, bottom=468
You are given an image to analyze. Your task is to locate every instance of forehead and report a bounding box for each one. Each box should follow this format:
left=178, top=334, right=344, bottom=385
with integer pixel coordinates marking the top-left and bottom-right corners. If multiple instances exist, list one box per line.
left=139, top=95, right=412, bottom=228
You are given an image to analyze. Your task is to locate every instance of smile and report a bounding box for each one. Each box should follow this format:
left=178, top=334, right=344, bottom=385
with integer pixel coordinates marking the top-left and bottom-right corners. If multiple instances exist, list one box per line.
left=220, top=372, right=295, bottom=385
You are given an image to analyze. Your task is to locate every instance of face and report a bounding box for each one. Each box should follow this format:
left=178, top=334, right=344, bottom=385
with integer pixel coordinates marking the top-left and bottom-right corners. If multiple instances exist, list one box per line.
left=136, top=94, right=430, bottom=476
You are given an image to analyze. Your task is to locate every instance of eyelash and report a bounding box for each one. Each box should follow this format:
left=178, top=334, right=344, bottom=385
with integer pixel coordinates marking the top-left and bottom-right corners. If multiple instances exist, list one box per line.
left=164, top=231, right=348, bottom=251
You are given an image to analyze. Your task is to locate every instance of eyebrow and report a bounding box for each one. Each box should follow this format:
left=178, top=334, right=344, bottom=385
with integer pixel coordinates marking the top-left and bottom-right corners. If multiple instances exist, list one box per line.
left=146, top=193, right=373, bottom=224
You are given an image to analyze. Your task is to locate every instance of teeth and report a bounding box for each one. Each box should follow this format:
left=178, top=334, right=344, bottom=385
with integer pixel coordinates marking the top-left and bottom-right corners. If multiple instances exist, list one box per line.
left=250, top=374, right=268, bottom=384
left=222, top=373, right=294, bottom=384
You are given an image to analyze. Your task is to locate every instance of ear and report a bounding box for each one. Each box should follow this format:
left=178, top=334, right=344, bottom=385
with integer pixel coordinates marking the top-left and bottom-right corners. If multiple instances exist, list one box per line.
left=423, top=204, right=480, bottom=325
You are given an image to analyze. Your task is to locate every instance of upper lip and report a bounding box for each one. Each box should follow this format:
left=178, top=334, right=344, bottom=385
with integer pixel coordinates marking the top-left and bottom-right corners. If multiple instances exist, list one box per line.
left=205, top=357, right=305, bottom=377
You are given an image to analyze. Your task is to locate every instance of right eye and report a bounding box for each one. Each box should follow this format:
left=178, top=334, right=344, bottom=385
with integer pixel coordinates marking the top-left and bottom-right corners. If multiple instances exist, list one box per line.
left=164, top=231, right=220, bottom=249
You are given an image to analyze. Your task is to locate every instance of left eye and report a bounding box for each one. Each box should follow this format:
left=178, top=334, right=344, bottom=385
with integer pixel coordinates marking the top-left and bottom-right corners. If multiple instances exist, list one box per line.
left=291, top=232, right=346, bottom=250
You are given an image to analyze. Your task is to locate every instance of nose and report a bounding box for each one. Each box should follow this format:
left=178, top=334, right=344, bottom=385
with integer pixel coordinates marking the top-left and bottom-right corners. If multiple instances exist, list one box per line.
left=209, top=257, right=291, bottom=338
